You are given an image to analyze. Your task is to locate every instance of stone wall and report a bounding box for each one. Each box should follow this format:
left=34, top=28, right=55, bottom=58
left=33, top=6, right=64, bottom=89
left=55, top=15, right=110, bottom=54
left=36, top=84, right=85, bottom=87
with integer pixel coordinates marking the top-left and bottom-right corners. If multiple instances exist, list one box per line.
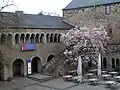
left=63, top=3, right=120, bottom=44
left=63, top=3, right=120, bottom=70
left=0, top=28, right=68, bottom=80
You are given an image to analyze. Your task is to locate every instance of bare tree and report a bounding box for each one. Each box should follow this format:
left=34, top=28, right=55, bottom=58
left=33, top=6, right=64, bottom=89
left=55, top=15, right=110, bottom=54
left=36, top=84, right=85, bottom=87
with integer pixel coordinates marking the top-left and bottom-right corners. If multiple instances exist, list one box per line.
left=0, top=0, right=16, bottom=65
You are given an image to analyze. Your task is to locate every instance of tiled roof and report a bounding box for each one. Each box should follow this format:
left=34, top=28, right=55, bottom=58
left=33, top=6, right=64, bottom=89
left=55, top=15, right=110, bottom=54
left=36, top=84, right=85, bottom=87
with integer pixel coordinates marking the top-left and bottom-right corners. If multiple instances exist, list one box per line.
left=63, top=0, right=120, bottom=10
left=0, top=11, right=74, bottom=29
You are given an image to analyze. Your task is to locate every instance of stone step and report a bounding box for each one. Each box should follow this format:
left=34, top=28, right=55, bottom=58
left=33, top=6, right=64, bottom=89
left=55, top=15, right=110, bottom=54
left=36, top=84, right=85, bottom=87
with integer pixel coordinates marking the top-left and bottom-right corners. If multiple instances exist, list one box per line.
left=27, top=75, right=57, bottom=83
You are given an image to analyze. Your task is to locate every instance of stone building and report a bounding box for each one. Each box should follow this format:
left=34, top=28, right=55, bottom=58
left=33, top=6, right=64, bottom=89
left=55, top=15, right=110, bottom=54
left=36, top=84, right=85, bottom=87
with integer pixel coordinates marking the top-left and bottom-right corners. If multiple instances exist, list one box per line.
left=0, top=11, right=73, bottom=80
left=63, top=0, right=120, bottom=70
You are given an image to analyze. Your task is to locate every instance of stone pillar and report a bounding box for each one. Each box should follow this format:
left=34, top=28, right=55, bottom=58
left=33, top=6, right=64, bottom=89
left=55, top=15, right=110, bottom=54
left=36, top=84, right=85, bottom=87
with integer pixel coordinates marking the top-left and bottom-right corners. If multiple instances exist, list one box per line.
left=12, top=35, right=15, bottom=47
left=24, top=61, right=27, bottom=76
left=47, top=36, right=50, bottom=43
left=8, top=64, right=13, bottom=78
left=43, top=36, right=46, bottom=43
left=3, top=65, right=8, bottom=80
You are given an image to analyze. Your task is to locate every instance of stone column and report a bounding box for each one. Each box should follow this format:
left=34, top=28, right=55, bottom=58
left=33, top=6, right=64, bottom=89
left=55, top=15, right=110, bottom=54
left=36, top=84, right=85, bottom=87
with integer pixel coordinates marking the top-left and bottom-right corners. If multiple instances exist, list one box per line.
left=43, top=36, right=46, bottom=43
left=24, top=61, right=27, bottom=76
left=47, top=36, right=50, bottom=43
left=3, top=65, right=8, bottom=80
left=8, top=64, right=13, bottom=78
left=11, top=34, right=15, bottom=47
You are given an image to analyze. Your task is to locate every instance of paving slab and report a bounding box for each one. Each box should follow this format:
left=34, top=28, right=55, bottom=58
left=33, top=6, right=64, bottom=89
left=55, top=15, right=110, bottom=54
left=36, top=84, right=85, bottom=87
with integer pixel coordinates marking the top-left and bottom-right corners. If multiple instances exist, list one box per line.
left=0, top=77, right=38, bottom=90
left=17, top=85, right=57, bottom=90
left=39, top=78, right=77, bottom=90
left=28, top=74, right=52, bottom=79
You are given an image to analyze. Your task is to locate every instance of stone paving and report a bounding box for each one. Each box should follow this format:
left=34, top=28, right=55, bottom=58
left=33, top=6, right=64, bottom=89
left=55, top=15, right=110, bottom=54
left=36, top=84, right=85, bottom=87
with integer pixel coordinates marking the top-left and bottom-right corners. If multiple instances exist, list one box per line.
left=28, top=74, right=52, bottom=79
left=1, top=74, right=120, bottom=90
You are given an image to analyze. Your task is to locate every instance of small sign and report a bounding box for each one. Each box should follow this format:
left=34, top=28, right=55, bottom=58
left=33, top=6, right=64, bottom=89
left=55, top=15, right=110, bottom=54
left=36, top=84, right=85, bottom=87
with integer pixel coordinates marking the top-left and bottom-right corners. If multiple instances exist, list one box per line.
left=27, top=59, right=32, bottom=74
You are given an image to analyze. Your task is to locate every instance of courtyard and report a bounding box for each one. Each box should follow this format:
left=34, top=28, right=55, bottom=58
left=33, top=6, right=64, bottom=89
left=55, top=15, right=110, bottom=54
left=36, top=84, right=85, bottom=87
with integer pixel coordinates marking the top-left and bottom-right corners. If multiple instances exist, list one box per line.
left=0, top=74, right=120, bottom=90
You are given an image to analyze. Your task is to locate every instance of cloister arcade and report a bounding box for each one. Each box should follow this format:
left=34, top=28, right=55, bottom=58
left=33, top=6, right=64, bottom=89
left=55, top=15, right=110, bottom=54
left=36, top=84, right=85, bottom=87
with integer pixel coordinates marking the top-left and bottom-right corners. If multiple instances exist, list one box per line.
left=0, top=33, right=61, bottom=45
left=102, top=57, right=120, bottom=69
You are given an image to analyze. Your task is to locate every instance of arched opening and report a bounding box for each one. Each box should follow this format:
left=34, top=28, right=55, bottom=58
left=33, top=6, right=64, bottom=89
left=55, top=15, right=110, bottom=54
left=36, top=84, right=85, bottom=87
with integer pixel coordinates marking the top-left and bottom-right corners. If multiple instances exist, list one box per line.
left=58, top=34, right=61, bottom=42
left=46, top=34, right=50, bottom=43
left=116, top=58, right=119, bottom=67
left=13, top=59, right=24, bottom=77
left=31, top=57, right=41, bottom=74
left=7, top=34, right=13, bottom=46
left=1, top=34, right=6, bottom=45
left=0, top=62, right=4, bottom=80
left=54, top=34, right=58, bottom=43
left=47, top=55, right=55, bottom=62
left=35, top=34, right=39, bottom=43
left=40, top=34, right=45, bottom=43
left=30, top=33, right=35, bottom=43
left=103, top=57, right=107, bottom=68
left=88, top=60, right=92, bottom=69
left=50, top=34, right=54, bottom=43
left=25, top=34, right=30, bottom=43
left=112, top=58, right=115, bottom=68
left=15, top=34, right=19, bottom=44
left=20, top=34, right=25, bottom=43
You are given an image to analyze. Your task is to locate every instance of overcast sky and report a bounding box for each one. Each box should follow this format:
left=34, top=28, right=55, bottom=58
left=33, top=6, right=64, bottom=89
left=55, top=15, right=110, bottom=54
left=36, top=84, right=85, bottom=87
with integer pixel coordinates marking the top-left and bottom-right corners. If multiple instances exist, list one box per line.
left=3, top=0, right=72, bottom=16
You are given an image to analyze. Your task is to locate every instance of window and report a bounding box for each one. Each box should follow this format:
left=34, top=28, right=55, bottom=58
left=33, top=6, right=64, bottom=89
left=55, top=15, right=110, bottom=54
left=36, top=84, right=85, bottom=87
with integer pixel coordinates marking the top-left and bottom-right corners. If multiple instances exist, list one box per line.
left=82, top=9, right=84, bottom=12
left=106, top=5, right=110, bottom=15
left=103, top=57, right=107, bottom=68
left=108, top=28, right=112, bottom=36
left=112, top=58, right=115, bottom=68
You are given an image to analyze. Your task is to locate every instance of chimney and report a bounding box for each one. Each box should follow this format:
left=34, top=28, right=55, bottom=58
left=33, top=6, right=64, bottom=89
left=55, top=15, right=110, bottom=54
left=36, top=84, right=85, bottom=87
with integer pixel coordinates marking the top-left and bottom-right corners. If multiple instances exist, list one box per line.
left=15, top=11, right=24, bottom=18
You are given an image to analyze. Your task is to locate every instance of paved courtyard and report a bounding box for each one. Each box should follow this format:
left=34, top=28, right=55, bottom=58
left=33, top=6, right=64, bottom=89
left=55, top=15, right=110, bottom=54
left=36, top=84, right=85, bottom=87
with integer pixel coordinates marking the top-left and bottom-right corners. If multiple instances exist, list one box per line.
left=1, top=74, right=120, bottom=90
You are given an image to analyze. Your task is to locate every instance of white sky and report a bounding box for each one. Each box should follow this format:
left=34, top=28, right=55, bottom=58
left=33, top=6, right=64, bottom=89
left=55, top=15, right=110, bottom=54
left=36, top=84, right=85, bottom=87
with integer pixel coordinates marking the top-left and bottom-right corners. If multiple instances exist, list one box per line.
left=3, top=0, right=72, bottom=16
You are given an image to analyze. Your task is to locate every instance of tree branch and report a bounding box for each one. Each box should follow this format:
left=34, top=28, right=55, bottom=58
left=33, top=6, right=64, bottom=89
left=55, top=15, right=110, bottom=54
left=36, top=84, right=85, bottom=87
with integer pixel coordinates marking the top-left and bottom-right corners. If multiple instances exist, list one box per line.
left=0, top=3, right=14, bottom=11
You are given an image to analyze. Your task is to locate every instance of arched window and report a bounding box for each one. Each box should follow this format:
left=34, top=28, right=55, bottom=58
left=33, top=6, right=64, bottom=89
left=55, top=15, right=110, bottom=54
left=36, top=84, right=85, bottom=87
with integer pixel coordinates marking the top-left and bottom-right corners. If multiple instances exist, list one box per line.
left=30, top=34, right=35, bottom=43
left=40, top=34, right=45, bottom=43
left=35, top=34, right=39, bottom=43
left=7, top=34, right=13, bottom=46
left=54, top=34, right=57, bottom=43
left=58, top=34, right=61, bottom=42
left=112, top=58, right=115, bottom=68
left=46, top=34, right=50, bottom=43
left=1, top=34, right=6, bottom=45
left=103, top=57, right=107, bottom=68
left=20, top=34, right=25, bottom=43
left=50, top=34, right=54, bottom=43
left=116, top=58, right=119, bottom=67
left=25, top=34, right=30, bottom=43
left=47, top=55, right=55, bottom=62
left=15, top=34, right=19, bottom=44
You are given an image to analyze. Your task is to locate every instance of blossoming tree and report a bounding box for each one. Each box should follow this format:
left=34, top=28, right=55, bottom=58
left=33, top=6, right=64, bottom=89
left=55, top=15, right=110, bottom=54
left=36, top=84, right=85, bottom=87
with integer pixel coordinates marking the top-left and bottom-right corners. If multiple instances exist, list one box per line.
left=61, top=26, right=109, bottom=76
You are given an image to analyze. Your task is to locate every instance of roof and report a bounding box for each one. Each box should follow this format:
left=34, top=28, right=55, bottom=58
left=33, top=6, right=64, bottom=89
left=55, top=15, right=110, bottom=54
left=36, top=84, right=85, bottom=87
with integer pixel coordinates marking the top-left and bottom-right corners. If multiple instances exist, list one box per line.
left=63, top=0, right=120, bottom=10
left=0, top=11, right=74, bottom=29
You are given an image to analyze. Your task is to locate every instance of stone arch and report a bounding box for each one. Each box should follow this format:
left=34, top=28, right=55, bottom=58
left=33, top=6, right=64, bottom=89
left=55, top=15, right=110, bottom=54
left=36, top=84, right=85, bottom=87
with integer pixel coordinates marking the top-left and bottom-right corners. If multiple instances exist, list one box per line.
left=7, top=34, right=13, bottom=46
left=58, top=34, right=61, bottom=42
left=30, top=33, right=35, bottom=43
left=15, top=33, right=20, bottom=44
left=103, top=57, right=107, bottom=69
left=12, top=59, right=24, bottom=77
left=25, top=33, right=30, bottom=43
left=46, top=33, right=50, bottom=43
left=54, top=33, right=58, bottom=43
left=31, top=56, right=41, bottom=73
left=111, top=58, right=115, bottom=68
left=116, top=58, right=119, bottom=67
left=47, top=54, right=55, bottom=62
left=0, top=62, right=4, bottom=80
left=1, top=33, right=6, bottom=45
left=35, top=33, right=40, bottom=43
left=50, top=33, right=54, bottom=42
left=40, top=33, right=45, bottom=43
left=20, top=33, right=25, bottom=43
